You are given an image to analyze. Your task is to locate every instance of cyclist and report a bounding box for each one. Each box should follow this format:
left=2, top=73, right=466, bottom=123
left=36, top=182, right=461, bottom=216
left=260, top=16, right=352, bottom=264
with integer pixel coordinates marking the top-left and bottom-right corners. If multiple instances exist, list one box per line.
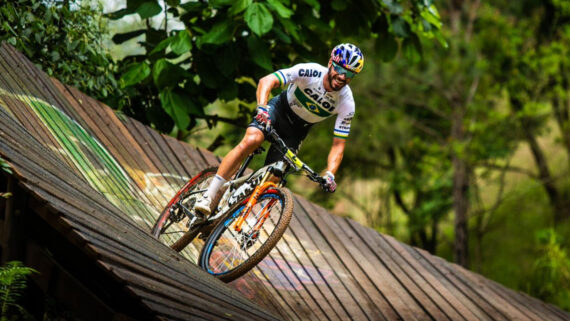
left=195, top=43, right=364, bottom=215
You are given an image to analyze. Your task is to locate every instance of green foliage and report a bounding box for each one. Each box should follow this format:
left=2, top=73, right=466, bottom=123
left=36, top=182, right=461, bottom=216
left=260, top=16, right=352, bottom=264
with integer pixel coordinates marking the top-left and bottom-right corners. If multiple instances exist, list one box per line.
left=0, top=0, right=123, bottom=106
left=0, top=157, right=11, bottom=175
left=0, top=261, right=37, bottom=321
left=107, top=0, right=444, bottom=136
left=528, top=229, right=570, bottom=310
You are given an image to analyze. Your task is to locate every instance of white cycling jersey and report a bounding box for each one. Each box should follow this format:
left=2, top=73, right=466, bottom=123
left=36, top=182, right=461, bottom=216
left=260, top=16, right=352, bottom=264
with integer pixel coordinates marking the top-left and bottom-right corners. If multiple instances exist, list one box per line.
left=272, top=63, right=355, bottom=139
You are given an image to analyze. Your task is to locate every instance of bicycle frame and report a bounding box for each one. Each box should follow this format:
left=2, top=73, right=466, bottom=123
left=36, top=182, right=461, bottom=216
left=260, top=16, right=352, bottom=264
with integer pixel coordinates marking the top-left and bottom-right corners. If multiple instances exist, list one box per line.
left=173, top=129, right=325, bottom=234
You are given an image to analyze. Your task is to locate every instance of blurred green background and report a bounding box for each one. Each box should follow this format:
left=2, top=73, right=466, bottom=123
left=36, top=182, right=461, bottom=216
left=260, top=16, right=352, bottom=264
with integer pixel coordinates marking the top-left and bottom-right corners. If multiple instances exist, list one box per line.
left=1, top=0, right=569, bottom=310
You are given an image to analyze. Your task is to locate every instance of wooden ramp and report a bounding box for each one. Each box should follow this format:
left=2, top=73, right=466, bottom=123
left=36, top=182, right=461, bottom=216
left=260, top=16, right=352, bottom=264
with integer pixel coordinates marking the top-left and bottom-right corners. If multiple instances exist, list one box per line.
left=0, top=43, right=567, bottom=320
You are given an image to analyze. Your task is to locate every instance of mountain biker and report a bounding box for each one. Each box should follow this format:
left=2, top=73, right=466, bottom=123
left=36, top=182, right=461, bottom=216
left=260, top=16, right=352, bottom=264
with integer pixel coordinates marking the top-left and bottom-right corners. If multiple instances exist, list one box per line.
left=195, top=43, right=364, bottom=215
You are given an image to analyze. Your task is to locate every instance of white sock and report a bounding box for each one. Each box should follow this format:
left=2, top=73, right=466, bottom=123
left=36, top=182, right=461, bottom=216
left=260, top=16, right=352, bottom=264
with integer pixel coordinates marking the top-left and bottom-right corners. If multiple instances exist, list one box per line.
left=205, top=175, right=227, bottom=199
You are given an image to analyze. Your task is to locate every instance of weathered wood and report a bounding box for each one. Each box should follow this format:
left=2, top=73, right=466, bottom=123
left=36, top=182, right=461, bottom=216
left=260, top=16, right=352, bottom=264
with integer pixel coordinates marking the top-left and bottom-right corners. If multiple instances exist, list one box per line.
left=342, top=217, right=455, bottom=321
left=294, top=196, right=398, bottom=321
left=382, top=236, right=492, bottom=321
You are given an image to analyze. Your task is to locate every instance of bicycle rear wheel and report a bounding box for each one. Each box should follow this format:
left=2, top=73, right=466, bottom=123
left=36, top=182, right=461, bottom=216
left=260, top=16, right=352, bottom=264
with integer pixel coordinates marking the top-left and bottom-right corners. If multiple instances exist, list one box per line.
left=198, top=187, right=293, bottom=282
left=151, top=167, right=217, bottom=252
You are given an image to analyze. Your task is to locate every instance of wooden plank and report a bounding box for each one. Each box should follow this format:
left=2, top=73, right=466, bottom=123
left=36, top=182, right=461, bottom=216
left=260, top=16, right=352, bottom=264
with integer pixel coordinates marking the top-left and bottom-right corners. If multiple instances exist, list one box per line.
left=99, top=257, right=279, bottom=320
left=342, top=218, right=456, bottom=321
left=0, top=53, right=76, bottom=170
left=443, top=260, right=533, bottom=321
left=365, top=227, right=482, bottom=320
left=459, top=267, right=554, bottom=321
left=514, top=291, right=569, bottom=321
left=230, top=273, right=294, bottom=321
left=416, top=249, right=509, bottom=321
left=197, top=146, right=220, bottom=167
left=280, top=212, right=365, bottom=320
left=380, top=235, right=493, bottom=321
left=254, top=255, right=310, bottom=321
left=26, top=182, right=280, bottom=319
left=55, top=83, right=170, bottom=210
left=268, top=242, right=333, bottom=321
left=319, top=211, right=430, bottom=320
left=177, top=140, right=212, bottom=171
left=294, top=196, right=397, bottom=321
left=163, top=134, right=202, bottom=176
left=105, top=263, right=276, bottom=321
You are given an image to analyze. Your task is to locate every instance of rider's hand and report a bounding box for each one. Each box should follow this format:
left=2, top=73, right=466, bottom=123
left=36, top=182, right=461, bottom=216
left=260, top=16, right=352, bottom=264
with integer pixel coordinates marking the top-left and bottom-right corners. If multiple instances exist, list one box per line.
left=322, top=171, right=337, bottom=193
left=255, top=105, right=271, bottom=131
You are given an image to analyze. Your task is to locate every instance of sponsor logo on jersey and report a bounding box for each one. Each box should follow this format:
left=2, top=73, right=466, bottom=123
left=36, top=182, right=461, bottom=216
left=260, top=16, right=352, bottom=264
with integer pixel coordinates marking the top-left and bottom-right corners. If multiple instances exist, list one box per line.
left=294, top=87, right=332, bottom=117
left=298, top=69, right=322, bottom=78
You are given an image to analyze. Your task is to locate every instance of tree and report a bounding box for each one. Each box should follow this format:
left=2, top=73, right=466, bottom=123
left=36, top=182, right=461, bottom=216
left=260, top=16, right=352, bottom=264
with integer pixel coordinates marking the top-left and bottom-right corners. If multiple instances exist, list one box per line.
left=106, top=0, right=444, bottom=140
left=0, top=0, right=122, bottom=105
left=479, top=0, right=570, bottom=223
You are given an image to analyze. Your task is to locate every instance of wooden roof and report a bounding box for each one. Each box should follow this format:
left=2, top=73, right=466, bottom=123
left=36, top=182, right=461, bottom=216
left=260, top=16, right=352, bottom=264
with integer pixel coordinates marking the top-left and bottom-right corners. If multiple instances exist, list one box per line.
left=0, top=43, right=567, bottom=320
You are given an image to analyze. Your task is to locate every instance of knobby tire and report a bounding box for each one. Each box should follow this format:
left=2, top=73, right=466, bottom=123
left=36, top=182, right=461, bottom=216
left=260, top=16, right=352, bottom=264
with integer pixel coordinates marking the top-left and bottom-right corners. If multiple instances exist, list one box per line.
left=198, top=187, right=294, bottom=282
left=151, top=167, right=218, bottom=251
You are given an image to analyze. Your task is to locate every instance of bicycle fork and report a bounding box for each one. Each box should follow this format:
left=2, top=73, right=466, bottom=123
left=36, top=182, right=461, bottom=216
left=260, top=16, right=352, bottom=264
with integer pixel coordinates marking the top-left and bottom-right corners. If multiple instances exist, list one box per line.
left=233, top=171, right=277, bottom=233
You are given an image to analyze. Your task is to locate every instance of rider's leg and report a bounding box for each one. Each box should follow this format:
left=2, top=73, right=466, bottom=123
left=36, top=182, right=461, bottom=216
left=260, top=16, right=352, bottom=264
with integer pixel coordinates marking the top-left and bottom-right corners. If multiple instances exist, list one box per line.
left=217, top=127, right=265, bottom=179
left=195, top=127, right=265, bottom=215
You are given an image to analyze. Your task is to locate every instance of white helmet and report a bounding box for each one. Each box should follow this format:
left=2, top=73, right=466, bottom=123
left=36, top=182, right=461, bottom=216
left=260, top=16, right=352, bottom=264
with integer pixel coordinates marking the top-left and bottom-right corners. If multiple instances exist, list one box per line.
left=330, top=43, right=364, bottom=74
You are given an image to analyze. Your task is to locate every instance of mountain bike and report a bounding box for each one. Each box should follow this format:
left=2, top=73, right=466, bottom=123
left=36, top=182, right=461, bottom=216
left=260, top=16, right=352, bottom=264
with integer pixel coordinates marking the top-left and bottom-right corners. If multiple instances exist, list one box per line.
left=151, top=129, right=327, bottom=282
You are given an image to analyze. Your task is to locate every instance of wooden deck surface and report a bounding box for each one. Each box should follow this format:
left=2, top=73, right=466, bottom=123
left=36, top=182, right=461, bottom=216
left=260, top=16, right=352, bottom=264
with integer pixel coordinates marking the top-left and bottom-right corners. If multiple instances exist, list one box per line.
left=0, top=43, right=568, bottom=320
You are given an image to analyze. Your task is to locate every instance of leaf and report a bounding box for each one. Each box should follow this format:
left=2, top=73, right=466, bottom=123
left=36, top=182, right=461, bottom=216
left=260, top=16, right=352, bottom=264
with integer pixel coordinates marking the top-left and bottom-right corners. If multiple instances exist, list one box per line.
left=170, top=30, right=192, bottom=55
left=267, top=0, right=293, bottom=18
left=391, top=15, right=410, bottom=38
left=104, top=8, right=134, bottom=20
left=245, top=3, right=274, bottom=36
left=201, top=20, right=234, bottom=45
left=136, top=1, right=162, bottom=19
left=214, top=44, right=238, bottom=77
left=120, top=62, right=151, bottom=87
left=153, top=59, right=182, bottom=88
left=302, top=0, right=320, bottom=11
left=403, top=35, right=422, bottom=63
left=228, top=0, right=252, bottom=16
left=277, top=16, right=300, bottom=42
left=433, top=30, right=448, bottom=49
left=247, top=36, right=272, bottom=70
left=382, top=0, right=403, bottom=14
left=112, top=29, right=146, bottom=44
left=165, top=0, right=180, bottom=6
left=159, top=89, right=191, bottom=130
left=179, top=2, right=206, bottom=12
left=149, top=36, right=173, bottom=55
left=210, top=0, right=235, bottom=7
left=331, top=0, right=347, bottom=11
left=376, top=32, right=398, bottom=62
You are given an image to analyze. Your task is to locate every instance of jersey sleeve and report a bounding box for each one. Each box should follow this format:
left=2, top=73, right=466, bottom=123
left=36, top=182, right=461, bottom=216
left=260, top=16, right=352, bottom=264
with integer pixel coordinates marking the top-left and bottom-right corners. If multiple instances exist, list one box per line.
left=271, top=63, right=307, bottom=87
left=333, top=94, right=355, bottom=139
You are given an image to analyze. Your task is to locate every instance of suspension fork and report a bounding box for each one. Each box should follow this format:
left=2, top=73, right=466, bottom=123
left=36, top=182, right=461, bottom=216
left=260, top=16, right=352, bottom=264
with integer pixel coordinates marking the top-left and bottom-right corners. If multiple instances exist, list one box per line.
left=233, top=171, right=277, bottom=232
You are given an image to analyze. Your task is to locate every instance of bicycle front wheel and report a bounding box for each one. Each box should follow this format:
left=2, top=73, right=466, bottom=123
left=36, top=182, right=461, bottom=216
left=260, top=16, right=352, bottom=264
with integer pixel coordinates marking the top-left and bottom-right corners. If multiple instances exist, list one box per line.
left=198, top=187, right=293, bottom=282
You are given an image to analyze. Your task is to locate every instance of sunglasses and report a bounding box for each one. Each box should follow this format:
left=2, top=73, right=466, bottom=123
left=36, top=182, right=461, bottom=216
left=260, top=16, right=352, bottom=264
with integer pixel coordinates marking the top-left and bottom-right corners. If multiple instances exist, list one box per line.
left=332, top=61, right=357, bottom=78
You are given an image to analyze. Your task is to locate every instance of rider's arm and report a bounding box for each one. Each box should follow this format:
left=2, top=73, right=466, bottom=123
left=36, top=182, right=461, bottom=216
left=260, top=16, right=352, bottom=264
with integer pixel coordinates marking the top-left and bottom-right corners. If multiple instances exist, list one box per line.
left=256, top=74, right=281, bottom=106
left=326, top=137, right=346, bottom=175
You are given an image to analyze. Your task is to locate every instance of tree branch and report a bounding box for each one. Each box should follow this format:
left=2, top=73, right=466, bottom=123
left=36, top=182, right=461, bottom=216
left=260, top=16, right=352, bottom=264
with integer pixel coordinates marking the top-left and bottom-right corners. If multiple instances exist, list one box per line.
left=477, top=162, right=537, bottom=178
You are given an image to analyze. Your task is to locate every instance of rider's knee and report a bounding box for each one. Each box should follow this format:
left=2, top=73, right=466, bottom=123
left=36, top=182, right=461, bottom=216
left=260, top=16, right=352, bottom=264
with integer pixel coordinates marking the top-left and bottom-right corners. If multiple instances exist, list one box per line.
left=238, top=129, right=264, bottom=153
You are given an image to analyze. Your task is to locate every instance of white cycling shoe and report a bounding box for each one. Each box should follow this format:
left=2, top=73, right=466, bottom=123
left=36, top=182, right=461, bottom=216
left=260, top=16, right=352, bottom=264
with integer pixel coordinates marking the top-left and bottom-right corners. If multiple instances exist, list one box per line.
left=194, top=194, right=214, bottom=216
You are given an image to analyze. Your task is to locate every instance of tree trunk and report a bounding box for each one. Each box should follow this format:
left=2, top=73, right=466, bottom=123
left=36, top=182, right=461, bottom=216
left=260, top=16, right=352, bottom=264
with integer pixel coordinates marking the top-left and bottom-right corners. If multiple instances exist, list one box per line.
left=552, top=95, right=570, bottom=165
left=452, top=104, right=470, bottom=268
left=512, top=97, right=570, bottom=222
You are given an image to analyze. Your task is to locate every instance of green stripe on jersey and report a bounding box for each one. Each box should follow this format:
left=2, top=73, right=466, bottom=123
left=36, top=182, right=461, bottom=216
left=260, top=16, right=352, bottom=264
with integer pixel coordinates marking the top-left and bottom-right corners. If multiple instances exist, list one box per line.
left=273, top=72, right=284, bottom=86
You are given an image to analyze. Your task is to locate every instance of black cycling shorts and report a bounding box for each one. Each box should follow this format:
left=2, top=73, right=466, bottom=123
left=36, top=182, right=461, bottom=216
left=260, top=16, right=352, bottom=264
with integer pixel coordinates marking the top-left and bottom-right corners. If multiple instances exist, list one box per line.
left=248, top=92, right=313, bottom=165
